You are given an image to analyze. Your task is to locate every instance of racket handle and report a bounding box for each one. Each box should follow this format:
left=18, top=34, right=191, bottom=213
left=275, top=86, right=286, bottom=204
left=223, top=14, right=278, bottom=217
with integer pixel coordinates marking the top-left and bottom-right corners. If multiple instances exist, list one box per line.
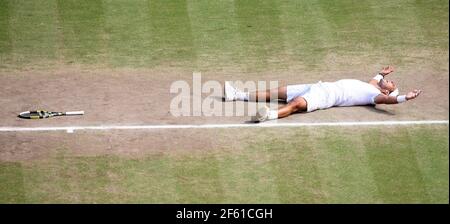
left=65, top=111, right=84, bottom=115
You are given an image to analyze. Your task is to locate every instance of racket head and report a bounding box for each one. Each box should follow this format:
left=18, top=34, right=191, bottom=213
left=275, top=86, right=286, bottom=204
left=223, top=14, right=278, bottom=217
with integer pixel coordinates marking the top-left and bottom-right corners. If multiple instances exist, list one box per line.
left=18, top=110, right=51, bottom=119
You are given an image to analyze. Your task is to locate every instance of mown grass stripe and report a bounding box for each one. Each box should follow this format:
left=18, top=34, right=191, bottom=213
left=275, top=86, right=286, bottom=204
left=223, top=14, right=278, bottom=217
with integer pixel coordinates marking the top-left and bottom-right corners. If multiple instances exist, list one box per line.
left=186, top=0, right=245, bottom=71
left=363, top=127, right=430, bottom=203
left=20, top=149, right=180, bottom=203
left=234, top=0, right=285, bottom=72
left=312, top=129, right=380, bottom=203
left=113, top=156, right=179, bottom=203
left=412, top=0, right=449, bottom=49
left=278, top=1, right=336, bottom=69
left=146, top=0, right=196, bottom=68
left=0, top=0, right=12, bottom=56
left=171, top=153, right=225, bottom=203
left=0, top=162, right=25, bottom=203
left=103, top=0, right=152, bottom=67
left=8, top=0, right=59, bottom=65
left=56, top=0, right=106, bottom=64
left=268, top=129, right=324, bottom=203
left=217, top=131, right=282, bottom=203
left=408, top=127, right=449, bottom=203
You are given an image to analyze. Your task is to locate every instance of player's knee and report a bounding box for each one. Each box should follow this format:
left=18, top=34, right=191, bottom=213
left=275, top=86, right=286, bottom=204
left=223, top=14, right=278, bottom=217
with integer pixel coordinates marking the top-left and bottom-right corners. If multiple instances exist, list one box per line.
left=290, top=97, right=307, bottom=112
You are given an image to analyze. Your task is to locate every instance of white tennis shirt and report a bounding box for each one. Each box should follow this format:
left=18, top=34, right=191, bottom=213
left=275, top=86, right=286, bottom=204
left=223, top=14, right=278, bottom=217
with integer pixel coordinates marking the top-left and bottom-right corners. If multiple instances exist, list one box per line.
left=317, top=79, right=382, bottom=107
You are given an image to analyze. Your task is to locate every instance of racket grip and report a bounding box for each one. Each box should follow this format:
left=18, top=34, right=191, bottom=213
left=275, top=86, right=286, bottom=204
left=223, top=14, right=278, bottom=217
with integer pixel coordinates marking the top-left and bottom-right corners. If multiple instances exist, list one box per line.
left=66, top=111, right=84, bottom=115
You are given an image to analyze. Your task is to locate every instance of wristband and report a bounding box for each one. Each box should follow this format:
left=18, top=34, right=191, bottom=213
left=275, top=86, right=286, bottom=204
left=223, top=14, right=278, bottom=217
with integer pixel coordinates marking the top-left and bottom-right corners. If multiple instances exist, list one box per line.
left=397, top=95, right=407, bottom=103
left=373, top=74, right=383, bottom=82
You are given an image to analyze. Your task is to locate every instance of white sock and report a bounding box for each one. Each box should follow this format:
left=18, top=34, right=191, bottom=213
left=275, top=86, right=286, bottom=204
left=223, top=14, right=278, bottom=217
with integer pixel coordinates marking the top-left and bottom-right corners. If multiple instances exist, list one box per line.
left=235, top=91, right=249, bottom=101
left=268, top=110, right=278, bottom=120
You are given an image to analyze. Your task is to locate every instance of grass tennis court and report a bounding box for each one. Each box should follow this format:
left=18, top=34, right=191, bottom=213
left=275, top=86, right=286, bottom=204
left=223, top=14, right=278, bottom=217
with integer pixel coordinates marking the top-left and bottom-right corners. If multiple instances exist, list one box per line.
left=0, top=126, right=448, bottom=203
left=1, top=0, right=448, bottom=71
left=0, top=0, right=448, bottom=203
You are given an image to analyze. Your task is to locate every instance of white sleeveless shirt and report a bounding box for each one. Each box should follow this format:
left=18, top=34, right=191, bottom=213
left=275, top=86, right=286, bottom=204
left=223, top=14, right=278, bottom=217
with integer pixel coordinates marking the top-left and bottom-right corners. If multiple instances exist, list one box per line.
left=315, top=79, right=381, bottom=107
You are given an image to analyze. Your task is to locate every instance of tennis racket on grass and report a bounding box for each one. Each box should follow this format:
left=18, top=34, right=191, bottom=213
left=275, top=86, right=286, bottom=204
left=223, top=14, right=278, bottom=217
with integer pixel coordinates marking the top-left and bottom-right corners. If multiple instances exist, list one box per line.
left=18, top=110, right=84, bottom=119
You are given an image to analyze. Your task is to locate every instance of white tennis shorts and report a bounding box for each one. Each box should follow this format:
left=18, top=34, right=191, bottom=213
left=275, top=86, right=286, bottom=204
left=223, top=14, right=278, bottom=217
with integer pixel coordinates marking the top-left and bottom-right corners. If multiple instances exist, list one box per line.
left=286, top=82, right=329, bottom=112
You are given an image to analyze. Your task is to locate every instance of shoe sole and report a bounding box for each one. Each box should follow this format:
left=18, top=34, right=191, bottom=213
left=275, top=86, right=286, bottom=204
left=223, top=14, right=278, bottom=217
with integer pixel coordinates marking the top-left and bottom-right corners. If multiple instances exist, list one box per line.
left=251, top=106, right=269, bottom=122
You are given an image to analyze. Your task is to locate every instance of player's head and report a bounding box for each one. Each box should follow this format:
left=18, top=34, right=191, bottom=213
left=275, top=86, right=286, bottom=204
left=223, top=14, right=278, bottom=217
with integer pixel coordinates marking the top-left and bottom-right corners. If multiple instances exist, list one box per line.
left=379, top=79, right=398, bottom=96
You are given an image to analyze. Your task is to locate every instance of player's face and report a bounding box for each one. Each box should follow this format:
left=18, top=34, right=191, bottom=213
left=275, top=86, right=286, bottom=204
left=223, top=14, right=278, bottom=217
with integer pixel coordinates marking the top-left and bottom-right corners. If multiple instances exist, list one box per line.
left=381, top=79, right=396, bottom=92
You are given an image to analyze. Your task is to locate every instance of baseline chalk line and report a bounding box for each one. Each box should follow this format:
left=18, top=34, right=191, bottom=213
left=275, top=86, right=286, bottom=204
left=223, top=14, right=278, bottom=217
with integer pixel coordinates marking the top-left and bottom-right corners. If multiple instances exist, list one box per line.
left=0, top=120, right=448, bottom=133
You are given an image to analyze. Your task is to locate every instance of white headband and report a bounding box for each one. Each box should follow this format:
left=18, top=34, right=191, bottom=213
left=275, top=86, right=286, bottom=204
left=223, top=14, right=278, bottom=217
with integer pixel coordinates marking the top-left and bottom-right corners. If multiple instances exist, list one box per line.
left=389, top=88, right=399, bottom=97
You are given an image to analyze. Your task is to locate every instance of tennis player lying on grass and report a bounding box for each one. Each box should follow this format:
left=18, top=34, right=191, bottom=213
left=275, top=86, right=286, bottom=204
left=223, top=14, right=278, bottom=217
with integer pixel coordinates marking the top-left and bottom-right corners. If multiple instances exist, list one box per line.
left=224, top=66, right=422, bottom=122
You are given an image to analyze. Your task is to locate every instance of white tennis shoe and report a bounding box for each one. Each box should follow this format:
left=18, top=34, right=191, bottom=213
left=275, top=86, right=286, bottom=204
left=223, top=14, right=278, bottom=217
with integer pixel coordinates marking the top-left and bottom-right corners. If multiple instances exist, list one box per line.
left=224, top=81, right=237, bottom=101
left=251, top=105, right=270, bottom=122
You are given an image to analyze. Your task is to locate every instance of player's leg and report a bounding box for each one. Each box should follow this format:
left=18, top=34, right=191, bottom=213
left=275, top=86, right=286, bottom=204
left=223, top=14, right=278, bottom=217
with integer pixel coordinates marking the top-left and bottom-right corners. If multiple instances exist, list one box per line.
left=249, top=86, right=287, bottom=102
left=277, top=96, right=307, bottom=118
left=224, top=81, right=287, bottom=101
left=252, top=96, right=307, bottom=122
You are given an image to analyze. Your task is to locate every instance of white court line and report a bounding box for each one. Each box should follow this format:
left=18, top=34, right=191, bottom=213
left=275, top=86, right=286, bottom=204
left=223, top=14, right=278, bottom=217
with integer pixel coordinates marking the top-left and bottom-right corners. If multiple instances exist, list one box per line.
left=0, top=120, right=448, bottom=133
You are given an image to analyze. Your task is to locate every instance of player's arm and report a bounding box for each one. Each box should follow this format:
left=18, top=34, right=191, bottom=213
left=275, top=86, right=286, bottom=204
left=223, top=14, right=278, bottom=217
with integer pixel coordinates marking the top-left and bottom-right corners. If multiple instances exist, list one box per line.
left=369, top=66, right=395, bottom=86
left=374, top=89, right=422, bottom=104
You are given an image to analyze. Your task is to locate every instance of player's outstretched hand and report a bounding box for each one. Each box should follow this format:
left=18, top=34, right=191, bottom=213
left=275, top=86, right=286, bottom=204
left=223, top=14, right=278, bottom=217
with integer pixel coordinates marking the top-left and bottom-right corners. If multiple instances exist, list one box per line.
left=380, top=65, right=394, bottom=76
left=406, top=89, right=422, bottom=100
